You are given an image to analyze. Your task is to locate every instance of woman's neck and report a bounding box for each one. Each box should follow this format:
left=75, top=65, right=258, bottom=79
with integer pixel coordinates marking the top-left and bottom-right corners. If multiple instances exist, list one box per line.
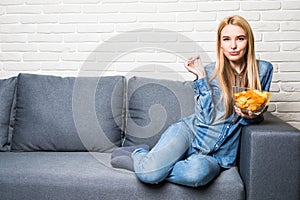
left=230, top=61, right=246, bottom=74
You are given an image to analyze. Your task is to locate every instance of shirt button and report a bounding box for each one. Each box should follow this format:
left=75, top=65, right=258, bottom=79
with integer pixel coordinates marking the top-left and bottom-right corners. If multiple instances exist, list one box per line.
left=227, top=125, right=230, bottom=129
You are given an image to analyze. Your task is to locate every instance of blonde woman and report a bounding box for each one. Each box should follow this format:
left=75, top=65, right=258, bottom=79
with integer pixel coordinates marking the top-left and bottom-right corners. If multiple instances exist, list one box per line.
left=111, top=15, right=273, bottom=187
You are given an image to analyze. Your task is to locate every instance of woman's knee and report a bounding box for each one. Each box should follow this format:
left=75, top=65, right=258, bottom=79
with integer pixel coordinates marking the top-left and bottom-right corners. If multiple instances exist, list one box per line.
left=188, top=156, right=220, bottom=187
left=133, top=155, right=170, bottom=184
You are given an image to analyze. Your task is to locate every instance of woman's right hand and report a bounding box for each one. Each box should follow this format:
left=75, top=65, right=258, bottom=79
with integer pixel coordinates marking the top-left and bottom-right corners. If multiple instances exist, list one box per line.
left=184, top=55, right=206, bottom=79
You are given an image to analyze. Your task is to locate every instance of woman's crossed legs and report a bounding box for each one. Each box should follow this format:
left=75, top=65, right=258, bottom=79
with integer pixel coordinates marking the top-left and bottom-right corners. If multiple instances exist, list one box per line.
left=132, top=121, right=220, bottom=187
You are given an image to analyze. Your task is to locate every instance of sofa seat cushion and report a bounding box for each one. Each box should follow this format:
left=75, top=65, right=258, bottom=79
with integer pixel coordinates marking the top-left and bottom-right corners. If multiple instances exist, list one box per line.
left=11, top=74, right=125, bottom=152
left=0, top=152, right=244, bottom=200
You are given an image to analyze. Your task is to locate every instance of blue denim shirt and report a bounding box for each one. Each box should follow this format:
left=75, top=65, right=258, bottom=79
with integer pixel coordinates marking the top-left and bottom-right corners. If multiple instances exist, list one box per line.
left=182, top=60, right=273, bottom=168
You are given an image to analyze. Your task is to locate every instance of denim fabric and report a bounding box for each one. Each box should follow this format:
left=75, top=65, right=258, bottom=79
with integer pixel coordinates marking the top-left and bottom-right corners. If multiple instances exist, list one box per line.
left=132, top=60, right=273, bottom=186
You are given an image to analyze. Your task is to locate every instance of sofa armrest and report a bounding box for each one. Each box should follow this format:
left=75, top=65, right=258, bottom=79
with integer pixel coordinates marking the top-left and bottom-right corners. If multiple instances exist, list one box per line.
left=239, top=112, right=300, bottom=200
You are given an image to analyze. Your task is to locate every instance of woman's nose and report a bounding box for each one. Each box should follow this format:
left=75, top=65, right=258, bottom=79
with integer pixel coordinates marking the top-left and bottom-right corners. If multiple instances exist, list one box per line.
left=231, top=40, right=237, bottom=49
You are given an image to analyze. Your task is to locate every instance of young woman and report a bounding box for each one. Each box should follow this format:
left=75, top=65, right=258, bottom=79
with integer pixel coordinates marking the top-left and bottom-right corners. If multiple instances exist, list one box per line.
left=111, top=15, right=273, bottom=187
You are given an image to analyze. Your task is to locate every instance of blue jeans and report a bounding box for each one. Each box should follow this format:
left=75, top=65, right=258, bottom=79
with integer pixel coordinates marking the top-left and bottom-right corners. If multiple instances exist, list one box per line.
left=132, top=121, right=221, bottom=187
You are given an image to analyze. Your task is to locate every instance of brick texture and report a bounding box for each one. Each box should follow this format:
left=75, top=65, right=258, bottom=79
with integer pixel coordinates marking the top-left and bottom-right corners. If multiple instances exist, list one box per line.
left=0, top=0, right=300, bottom=130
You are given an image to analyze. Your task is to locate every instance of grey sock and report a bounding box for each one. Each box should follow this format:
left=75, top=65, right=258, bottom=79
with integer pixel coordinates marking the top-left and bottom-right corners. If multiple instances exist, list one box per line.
left=111, top=156, right=134, bottom=171
left=111, top=144, right=149, bottom=159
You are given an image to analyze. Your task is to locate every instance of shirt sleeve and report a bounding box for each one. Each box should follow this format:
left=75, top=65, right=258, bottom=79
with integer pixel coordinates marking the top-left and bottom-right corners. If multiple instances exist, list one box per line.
left=241, top=114, right=264, bottom=125
left=260, top=61, right=273, bottom=91
left=193, top=77, right=216, bottom=125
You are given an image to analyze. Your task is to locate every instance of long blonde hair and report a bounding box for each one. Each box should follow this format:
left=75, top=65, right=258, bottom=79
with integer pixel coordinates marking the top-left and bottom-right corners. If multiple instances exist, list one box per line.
left=211, top=15, right=261, bottom=118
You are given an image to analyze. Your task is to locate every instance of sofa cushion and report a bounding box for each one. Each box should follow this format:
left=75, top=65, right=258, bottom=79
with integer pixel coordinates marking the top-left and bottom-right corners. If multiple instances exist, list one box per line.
left=0, top=77, right=16, bottom=151
left=124, top=76, right=195, bottom=148
left=0, top=152, right=245, bottom=200
left=11, top=74, right=125, bottom=152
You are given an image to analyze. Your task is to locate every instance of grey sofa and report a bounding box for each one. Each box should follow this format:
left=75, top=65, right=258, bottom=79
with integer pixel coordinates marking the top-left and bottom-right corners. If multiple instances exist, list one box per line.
left=0, top=73, right=299, bottom=200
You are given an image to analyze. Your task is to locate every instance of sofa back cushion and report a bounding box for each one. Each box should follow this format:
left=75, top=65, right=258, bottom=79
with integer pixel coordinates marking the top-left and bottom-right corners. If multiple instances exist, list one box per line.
left=11, top=73, right=125, bottom=152
left=124, top=76, right=195, bottom=148
left=0, top=77, right=16, bottom=151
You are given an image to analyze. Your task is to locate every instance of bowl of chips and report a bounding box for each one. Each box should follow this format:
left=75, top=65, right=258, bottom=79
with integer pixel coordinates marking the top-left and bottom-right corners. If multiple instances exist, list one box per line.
left=233, top=86, right=272, bottom=115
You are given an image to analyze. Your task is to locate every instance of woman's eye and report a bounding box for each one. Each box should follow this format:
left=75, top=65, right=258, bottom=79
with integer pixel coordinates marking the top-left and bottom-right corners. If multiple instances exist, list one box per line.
left=238, top=37, right=245, bottom=41
left=222, top=38, right=229, bottom=41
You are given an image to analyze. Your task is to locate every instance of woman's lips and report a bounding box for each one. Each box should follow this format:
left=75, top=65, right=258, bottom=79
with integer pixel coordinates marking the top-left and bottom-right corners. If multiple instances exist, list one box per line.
left=229, top=51, right=239, bottom=56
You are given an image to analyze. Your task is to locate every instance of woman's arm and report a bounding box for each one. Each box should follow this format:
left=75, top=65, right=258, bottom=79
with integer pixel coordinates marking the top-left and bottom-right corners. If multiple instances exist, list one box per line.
left=185, top=56, right=216, bottom=125
left=238, top=61, right=274, bottom=124
left=193, top=77, right=216, bottom=125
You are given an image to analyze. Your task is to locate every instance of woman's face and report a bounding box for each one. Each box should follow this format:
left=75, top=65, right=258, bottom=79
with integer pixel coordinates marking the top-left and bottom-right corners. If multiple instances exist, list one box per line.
left=220, top=24, right=248, bottom=65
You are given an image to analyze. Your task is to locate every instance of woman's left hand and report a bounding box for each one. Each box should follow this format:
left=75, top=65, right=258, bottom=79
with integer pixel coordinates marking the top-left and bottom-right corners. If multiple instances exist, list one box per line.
left=234, top=105, right=268, bottom=119
left=234, top=106, right=255, bottom=119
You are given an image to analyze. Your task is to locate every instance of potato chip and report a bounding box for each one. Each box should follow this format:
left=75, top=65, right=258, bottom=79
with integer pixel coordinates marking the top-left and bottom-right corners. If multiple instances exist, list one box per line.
left=233, top=88, right=272, bottom=114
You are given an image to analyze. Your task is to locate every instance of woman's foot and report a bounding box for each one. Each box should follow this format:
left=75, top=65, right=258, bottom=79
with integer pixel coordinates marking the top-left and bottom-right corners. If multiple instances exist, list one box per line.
left=111, top=156, right=134, bottom=171
left=111, top=144, right=149, bottom=159
left=110, top=144, right=149, bottom=171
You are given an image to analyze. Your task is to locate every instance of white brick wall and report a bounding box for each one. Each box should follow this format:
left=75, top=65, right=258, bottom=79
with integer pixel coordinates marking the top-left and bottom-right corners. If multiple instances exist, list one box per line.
left=1, top=0, right=300, bottom=130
